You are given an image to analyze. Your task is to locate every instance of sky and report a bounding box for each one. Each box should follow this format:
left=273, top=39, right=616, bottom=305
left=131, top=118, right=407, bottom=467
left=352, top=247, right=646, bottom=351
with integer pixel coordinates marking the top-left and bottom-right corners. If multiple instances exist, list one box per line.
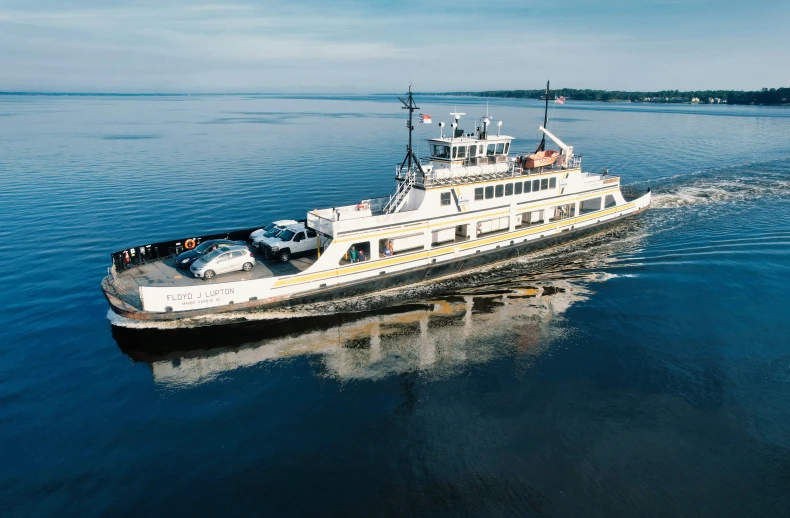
left=0, top=0, right=787, bottom=93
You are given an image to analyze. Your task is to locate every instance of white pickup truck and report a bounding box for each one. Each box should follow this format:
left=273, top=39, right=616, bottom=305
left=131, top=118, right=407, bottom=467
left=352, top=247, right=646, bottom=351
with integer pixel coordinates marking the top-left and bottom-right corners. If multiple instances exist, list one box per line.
left=249, top=219, right=298, bottom=243
left=251, top=220, right=298, bottom=250
left=262, top=224, right=327, bottom=262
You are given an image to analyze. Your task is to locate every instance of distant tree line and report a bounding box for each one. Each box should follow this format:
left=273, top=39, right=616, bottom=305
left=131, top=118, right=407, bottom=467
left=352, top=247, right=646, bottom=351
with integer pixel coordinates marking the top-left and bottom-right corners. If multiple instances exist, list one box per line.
left=443, top=87, right=790, bottom=105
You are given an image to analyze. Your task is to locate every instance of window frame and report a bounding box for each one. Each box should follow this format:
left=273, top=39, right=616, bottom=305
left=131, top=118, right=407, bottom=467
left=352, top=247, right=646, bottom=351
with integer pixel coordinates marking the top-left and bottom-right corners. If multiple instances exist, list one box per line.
left=440, top=192, right=452, bottom=206
left=523, top=181, right=531, bottom=193
left=495, top=184, right=504, bottom=198
left=485, top=186, right=494, bottom=199
left=515, top=182, right=523, bottom=195
left=505, top=183, right=514, bottom=196
left=549, top=177, right=557, bottom=188
left=474, top=187, right=484, bottom=201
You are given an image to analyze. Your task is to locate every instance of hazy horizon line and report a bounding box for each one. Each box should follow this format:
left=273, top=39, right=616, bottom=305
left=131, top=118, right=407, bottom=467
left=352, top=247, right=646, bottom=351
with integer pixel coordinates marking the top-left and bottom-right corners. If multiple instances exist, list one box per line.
left=2, top=86, right=787, bottom=97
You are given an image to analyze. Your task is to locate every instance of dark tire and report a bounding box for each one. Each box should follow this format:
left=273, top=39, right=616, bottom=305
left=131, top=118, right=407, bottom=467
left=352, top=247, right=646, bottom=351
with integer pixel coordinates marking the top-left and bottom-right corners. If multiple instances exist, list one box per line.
left=242, top=262, right=253, bottom=271
left=204, top=270, right=215, bottom=280
left=278, top=250, right=291, bottom=263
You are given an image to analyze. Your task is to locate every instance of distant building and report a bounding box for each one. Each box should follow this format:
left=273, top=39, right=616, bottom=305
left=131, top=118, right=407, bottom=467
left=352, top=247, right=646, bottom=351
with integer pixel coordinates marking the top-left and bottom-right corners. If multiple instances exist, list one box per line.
left=691, top=97, right=700, bottom=104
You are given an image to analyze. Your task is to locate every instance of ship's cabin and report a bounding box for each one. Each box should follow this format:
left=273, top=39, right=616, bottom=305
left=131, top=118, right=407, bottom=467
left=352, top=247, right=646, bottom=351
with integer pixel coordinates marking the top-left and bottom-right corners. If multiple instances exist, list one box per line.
left=427, top=134, right=514, bottom=172
left=426, top=114, right=514, bottom=170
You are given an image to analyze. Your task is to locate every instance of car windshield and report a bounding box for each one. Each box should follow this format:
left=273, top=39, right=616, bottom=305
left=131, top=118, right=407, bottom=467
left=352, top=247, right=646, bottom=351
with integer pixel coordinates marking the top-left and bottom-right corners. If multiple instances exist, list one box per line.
left=278, top=230, right=296, bottom=241
left=201, top=249, right=222, bottom=263
left=194, top=241, right=217, bottom=254
left=264, top=227, right=282, bottom=238
left=263, top=223, right=276, bottom=232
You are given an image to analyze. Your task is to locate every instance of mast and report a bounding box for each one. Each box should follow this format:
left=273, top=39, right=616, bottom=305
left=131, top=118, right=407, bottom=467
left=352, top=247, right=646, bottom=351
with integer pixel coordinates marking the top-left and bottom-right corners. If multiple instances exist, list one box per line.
left=536, top=80, right=550, bottom=153
left=398, top=83, right=425, bottom=177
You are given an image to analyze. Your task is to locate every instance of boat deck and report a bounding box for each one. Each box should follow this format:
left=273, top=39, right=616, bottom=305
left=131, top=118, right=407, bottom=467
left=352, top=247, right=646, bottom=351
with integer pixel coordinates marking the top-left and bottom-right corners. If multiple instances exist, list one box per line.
left=108, top=249, right=318, bottom=309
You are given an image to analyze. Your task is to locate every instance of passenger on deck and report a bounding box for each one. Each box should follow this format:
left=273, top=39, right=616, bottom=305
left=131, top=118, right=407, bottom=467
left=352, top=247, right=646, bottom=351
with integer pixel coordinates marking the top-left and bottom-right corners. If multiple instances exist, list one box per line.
left=476, top=222, right=482, bottom=237
left=358, top=250, right=366, bottom=262
left=382, top=240, right=393, bottom=257
left=349, top=245, right=358, bottom=263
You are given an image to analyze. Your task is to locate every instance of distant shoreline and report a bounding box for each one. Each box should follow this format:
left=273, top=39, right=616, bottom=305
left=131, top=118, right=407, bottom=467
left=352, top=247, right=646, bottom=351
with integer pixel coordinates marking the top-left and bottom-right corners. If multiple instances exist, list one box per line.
left=2, top=89, right=788, bottom=106
left=438, top=88, right=790, bottom=106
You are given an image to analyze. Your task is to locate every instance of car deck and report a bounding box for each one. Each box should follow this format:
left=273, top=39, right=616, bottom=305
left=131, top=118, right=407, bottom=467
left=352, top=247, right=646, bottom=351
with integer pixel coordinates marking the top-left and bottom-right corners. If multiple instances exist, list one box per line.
left=109, top=249, right=318, bottom=309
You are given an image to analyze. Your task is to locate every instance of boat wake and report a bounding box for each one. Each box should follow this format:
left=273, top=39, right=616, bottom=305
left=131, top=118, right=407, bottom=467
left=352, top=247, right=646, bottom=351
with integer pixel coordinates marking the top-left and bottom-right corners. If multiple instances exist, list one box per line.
left=647, top=156, right=790, bottom=209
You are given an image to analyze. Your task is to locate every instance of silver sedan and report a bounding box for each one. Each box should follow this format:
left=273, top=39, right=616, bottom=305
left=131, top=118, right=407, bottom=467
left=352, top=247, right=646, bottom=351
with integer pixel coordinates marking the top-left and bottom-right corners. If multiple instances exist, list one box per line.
left=190, top=246, right=256, bottom=279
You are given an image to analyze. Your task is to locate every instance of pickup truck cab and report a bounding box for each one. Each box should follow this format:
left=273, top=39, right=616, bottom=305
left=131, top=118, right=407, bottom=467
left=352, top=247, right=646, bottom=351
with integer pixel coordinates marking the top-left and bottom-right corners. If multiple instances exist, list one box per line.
left=263, top=224, right=320, bottom=262
left=249, top=219, right=298, bottom=243
left=252, top=222, right=295, bottom=250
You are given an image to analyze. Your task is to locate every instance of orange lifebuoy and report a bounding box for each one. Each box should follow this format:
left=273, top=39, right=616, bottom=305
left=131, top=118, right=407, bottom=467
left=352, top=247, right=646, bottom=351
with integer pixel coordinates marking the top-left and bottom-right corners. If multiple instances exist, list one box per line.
left=184, top=238, right=196, bottom=250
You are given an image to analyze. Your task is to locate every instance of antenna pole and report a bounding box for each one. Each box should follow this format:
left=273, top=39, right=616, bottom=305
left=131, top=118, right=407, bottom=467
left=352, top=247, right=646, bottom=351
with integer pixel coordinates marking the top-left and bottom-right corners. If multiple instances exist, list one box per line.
left=398, top=83, right=426, bottom=179
left=398, top=83, right=419, bottom=172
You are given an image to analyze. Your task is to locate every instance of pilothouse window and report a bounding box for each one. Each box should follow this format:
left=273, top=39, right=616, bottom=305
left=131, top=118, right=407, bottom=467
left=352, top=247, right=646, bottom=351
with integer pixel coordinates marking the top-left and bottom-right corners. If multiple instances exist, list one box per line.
left=496, top=143, right=504, bottom=154
left=487, top=144, right=495, bottom=156
left=457, top=146, right=466, bottom=158
left=431, top=145, right=450, bottom=159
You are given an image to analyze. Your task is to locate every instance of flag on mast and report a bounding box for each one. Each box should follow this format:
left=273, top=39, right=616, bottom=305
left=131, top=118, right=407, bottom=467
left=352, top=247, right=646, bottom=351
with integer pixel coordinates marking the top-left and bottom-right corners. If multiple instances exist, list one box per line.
left=419, top=114, right=432, bottom=124
left=555, top=96, right=565, bottom=105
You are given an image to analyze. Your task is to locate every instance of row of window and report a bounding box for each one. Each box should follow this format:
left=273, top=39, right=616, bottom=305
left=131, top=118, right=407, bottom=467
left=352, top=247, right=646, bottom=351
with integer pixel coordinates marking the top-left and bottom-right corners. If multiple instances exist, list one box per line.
left=473, top=177, right=557, bottom=201
left=340, top=194, right=619, bottom=266
left=431, top=142, right=510, bottom=160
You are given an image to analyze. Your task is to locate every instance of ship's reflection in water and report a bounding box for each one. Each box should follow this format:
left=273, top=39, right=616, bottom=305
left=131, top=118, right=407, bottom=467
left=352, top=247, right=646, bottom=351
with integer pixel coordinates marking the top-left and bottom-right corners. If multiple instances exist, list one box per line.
left=113, top=276, right=608, bottom=388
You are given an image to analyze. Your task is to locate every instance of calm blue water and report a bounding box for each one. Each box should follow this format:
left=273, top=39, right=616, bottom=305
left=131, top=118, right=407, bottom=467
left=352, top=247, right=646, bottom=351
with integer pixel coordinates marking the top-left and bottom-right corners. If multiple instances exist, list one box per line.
left=1, top=93, right=790, bottom=516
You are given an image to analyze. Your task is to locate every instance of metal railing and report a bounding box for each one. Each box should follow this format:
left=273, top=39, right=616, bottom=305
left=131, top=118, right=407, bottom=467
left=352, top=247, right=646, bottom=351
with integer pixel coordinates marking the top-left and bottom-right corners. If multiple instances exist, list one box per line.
left=307, top=211, right=335, bottom=236
left=396, top=155, right=583, bottom=189
left=383, top=172, right=415, bottom=213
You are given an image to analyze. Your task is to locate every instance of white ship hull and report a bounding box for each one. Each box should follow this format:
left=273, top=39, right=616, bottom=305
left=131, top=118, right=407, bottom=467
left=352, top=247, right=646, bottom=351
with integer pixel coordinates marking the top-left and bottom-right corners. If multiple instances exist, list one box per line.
left=102, top=87, right=651, bottom=324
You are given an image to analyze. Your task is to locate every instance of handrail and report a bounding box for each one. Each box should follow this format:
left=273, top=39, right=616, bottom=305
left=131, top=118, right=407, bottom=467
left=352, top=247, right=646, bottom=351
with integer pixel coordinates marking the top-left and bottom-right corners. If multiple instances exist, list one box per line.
left=395, top=154, right=583, bottom=189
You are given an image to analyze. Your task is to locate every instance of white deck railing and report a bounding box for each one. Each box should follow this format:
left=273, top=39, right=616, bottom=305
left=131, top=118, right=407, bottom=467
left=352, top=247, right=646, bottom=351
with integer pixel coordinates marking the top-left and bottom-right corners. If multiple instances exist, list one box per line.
left=397, top=155, right=583, bottom=188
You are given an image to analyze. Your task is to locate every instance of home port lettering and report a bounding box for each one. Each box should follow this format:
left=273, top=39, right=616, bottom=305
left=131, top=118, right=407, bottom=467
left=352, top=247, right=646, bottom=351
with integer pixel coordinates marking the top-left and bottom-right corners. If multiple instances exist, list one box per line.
left=166, top=288, right=236, bottom=305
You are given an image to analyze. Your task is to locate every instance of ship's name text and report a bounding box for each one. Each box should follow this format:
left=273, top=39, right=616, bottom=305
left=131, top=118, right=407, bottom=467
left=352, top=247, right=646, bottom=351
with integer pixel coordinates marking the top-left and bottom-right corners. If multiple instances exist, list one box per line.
left=166, top=288, right=235, bottom=301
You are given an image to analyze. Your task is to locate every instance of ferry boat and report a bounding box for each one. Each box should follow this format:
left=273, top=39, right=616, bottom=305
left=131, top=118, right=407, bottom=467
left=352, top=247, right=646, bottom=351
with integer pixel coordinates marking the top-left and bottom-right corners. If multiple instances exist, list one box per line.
left=102, top=84, right=651, bottom=322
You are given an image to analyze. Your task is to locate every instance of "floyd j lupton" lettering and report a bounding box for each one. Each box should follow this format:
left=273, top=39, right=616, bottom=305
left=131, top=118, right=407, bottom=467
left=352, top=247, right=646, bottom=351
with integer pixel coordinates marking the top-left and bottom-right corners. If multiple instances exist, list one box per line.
left=167, top=288, right=235, bottom=302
